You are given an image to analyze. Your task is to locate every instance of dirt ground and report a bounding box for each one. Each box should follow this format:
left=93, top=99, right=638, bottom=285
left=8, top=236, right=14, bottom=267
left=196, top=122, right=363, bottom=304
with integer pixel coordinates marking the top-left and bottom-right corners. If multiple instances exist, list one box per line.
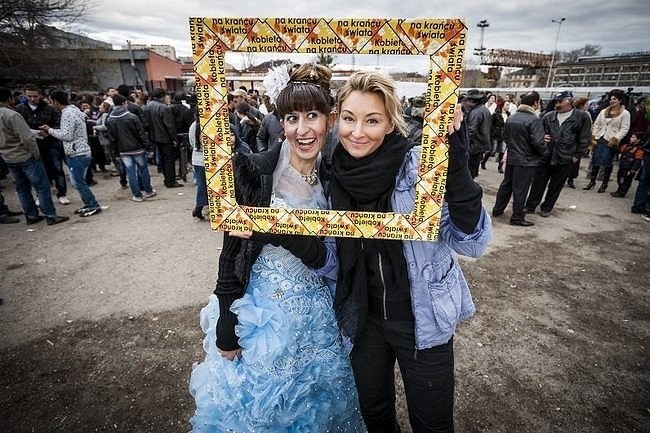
left=0, top=163, right=648, bottom=433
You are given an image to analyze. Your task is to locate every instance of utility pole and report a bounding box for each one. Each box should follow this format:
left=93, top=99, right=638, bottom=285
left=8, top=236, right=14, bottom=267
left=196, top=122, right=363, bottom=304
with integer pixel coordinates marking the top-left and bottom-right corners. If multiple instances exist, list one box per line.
left=545, top=17, right=566, bottom=88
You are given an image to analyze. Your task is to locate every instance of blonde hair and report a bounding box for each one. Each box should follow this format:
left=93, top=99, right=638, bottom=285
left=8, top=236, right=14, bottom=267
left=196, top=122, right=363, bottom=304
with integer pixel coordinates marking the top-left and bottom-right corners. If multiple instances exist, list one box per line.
left=336, top=71, right=408, bottom=136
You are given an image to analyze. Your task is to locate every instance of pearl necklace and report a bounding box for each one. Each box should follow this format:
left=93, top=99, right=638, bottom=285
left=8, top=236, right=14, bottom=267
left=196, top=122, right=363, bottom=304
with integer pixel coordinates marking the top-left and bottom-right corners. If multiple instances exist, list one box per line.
left=290, top=163, right=319, bottom=186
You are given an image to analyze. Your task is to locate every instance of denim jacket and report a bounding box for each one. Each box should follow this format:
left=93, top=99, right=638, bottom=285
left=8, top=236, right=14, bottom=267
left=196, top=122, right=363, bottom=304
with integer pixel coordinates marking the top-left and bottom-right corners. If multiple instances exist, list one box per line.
left=393, top=147, right=491, bottom=350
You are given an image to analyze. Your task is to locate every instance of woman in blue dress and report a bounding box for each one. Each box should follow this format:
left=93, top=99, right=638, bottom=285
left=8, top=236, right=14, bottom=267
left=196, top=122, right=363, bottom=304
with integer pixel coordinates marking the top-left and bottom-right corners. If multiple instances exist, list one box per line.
left=189, top=63, right=365, bottom=433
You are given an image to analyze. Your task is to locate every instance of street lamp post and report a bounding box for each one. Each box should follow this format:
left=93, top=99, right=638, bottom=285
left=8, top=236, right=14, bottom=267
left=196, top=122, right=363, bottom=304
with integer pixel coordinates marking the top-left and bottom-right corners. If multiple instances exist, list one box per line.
left=546, top=17, right=566, bottom=88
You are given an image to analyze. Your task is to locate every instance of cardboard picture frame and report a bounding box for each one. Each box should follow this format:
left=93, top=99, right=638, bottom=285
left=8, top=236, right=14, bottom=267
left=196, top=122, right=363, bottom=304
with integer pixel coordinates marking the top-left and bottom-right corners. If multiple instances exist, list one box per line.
left=190, top=17, right=466, bottom=241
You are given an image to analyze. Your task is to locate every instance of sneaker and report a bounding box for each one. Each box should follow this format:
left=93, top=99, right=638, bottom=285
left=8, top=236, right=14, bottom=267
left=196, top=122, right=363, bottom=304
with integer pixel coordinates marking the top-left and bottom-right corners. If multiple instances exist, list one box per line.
left=58, top=196, right=71, bottom=205
left=539, top=210, right=551, bottom=218
left=25, top=215, right=45, bottom=225
left=80, top=207, right=102, bottom=218
left=143, top=190, right=157, bottom=199
left=131, top=196, right=144, bottom=202
left=46, top=216, right=69, bottom=226
left=74, top=206, right=90, bottom=215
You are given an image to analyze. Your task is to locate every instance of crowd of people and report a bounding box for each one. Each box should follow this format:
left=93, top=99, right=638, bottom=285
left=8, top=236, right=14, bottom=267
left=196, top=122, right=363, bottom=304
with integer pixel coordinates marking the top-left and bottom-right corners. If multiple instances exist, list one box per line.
left=1, top=64, right=648, bottom=433
left=429, top=87, right=650, bottom=226
left=0, top=83, right=199, bottom=225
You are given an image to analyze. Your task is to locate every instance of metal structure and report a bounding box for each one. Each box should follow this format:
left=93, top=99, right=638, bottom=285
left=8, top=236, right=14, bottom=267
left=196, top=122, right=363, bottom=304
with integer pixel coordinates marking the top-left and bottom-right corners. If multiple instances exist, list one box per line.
left=479, top=49, right=552, bottom=68
left=474, top=20, right=489, bottom=57
left=546, top=17, right=566, bottom=87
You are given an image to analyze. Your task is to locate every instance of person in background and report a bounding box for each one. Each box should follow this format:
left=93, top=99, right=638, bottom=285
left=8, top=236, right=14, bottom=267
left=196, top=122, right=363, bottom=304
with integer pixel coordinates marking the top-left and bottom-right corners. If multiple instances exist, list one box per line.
left=611, top=131, right=645, bottom=198
left=565, top=97, right=593, bottom=188
left=92, top=102, right=115, bottom=176
left=484, top=96, right=508, bottom=173
left=14, top=83, right=69, bottom=205
left=631, top=127, right=650, bottom=217
left=144, top=88, right=182, bottom=188
left=40, top=90, right=102, bottom=217
left=405, top=95, right=425, bottom=146
left=255, top=101, right=285, bottom=153
left=524, top=90, right=591, bottom=218
left=585, top=89, right=631, bottom=193
left=235, top=101, right=262, bottom=151
left=0, top=190, right=23, bottom=224
left=189, top=112, right=207, bottom=220
left=465, top=89, right=491, bottom=178
left=188, top=63, right=364, bottom=432
left=492, top=90, right=548, bottom=227
left=330, top=71, right=491, bottom=433
left=0, top=87, right=68, bottom=225
left=105, top=94, right=156, bottom=203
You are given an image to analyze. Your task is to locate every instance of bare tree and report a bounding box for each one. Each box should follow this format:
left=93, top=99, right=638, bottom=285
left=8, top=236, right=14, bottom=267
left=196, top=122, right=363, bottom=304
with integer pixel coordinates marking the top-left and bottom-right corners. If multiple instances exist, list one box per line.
left=558, top=44, right=602, bottom=63
left=314, top=53, right=336, bottom=68
left=1, top=0, right=93, bottom=46
left=0, top=0, right=95, bottom=87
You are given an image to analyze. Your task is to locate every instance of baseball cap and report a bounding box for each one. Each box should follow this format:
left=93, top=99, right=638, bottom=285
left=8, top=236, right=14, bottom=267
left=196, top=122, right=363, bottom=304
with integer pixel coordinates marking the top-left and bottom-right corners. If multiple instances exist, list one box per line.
left=229, top=89, right=248, bottom=98
left=552, top=90, right=573, bottom=101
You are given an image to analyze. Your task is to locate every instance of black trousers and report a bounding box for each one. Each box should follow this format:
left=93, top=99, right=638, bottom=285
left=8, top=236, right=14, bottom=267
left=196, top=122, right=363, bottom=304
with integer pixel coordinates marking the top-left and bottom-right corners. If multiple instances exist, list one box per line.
left=350, top=316, right=455, bottom=433
left=616, top=169, right=636, bottom=195
left=468, top=152, right=482, bottom=178
left=493, top=164, right=537, bottom=222
left=154, top=141, right=177, bottom=186
left=525, top=163, right=572, bottom=212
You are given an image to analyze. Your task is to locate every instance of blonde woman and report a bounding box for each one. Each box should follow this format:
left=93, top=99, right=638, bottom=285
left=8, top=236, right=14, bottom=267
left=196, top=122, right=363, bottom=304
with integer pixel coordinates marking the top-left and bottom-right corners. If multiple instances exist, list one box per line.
left=330, top=71, right=491, bottom=432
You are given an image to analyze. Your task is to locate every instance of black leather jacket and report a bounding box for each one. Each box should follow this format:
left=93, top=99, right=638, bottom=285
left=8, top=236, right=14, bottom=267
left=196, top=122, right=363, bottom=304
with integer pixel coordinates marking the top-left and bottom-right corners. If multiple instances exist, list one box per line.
left=14, top=100, right=61, bottom=147
left=105, top=106, right=149, bottom=154
left=467, top=103, right=491, bottom=155
left=504, top=105, right=548, bottom=166
left=143, top=99, right=177, bottom=143
left=541, top=109, right=592, bottom=165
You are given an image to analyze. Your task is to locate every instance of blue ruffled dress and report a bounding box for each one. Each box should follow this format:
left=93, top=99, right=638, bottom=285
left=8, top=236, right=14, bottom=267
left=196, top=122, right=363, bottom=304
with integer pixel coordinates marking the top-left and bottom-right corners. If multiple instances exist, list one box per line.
left=189, top=151, right=365, bottom=433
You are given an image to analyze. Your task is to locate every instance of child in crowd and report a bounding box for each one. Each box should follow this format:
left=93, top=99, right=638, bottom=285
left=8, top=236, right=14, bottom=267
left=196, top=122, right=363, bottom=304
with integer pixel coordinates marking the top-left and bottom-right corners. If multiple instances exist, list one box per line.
left=611, top=131, right=645, bottom=198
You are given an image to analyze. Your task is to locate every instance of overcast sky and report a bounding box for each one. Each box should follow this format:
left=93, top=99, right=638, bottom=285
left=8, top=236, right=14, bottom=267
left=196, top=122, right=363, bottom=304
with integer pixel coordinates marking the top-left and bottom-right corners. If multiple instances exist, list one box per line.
left=73, top=0, right=649, bottom=73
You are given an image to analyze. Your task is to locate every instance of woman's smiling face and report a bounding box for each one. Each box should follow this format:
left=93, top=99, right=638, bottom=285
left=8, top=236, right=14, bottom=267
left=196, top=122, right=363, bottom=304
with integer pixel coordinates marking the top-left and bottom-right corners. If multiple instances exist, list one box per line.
left=282, top=109, right=332, bottom=169
left=338, top=90, right=394, bottom=159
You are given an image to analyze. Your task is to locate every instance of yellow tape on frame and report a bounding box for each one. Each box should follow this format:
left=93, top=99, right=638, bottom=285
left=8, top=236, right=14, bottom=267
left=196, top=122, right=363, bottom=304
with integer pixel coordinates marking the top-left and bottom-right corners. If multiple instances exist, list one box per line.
left=189, top=17, right=467, bottom=241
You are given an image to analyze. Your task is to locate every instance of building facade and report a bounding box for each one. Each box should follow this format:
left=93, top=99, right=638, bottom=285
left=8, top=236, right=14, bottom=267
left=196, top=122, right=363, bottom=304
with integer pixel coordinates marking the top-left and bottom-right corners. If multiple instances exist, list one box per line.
left=552, top=52, right=650, bottom=87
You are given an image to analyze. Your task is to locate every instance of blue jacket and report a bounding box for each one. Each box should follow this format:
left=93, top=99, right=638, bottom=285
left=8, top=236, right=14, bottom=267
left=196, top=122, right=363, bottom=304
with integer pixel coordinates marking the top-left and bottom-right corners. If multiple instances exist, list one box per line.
left=393, top=147, right=491, bottom=350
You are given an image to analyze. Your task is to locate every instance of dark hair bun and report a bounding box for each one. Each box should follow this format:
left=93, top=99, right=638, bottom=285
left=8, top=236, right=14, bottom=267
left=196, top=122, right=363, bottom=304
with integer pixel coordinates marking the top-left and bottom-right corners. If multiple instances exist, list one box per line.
left=289, top=63, right=331, bottom=92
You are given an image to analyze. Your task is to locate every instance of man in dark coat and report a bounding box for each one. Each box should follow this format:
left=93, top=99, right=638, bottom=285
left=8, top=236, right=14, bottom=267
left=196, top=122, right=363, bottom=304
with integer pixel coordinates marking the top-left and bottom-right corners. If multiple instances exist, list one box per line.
left=492, top=91, right=548, bottom=226
left=525, top=91, right=591, bottom=217
left=14, top=83, right=69, bottom=204
left=465, top=89, right=491, bottom=178
left=143, top=88, right=182, bottom=188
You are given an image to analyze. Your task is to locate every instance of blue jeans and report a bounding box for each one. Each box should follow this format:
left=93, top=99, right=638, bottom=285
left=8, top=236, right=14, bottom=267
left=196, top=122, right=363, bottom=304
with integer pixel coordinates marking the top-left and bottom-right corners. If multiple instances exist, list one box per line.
left=193, top=164, right=208, bottom=207
left=631, top=157, right=650, bottom=213
left=66, top=154, right=99, bottom=209
left=7, top=157, right=59, bottom=219
left=37, top=139, right=67, bottom=197
left=121, top=152, right=153, bottom=197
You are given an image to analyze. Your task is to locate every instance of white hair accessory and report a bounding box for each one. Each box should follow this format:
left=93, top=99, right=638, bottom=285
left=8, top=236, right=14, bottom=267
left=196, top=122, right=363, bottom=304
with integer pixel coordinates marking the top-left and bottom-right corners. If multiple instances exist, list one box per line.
left=263, top=64, right=291, bottom=105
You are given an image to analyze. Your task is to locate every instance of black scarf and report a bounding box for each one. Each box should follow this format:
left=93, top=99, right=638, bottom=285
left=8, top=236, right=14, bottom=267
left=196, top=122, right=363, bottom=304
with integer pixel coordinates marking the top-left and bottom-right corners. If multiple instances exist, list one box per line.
left=330, top=131, right=411, bottom=343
